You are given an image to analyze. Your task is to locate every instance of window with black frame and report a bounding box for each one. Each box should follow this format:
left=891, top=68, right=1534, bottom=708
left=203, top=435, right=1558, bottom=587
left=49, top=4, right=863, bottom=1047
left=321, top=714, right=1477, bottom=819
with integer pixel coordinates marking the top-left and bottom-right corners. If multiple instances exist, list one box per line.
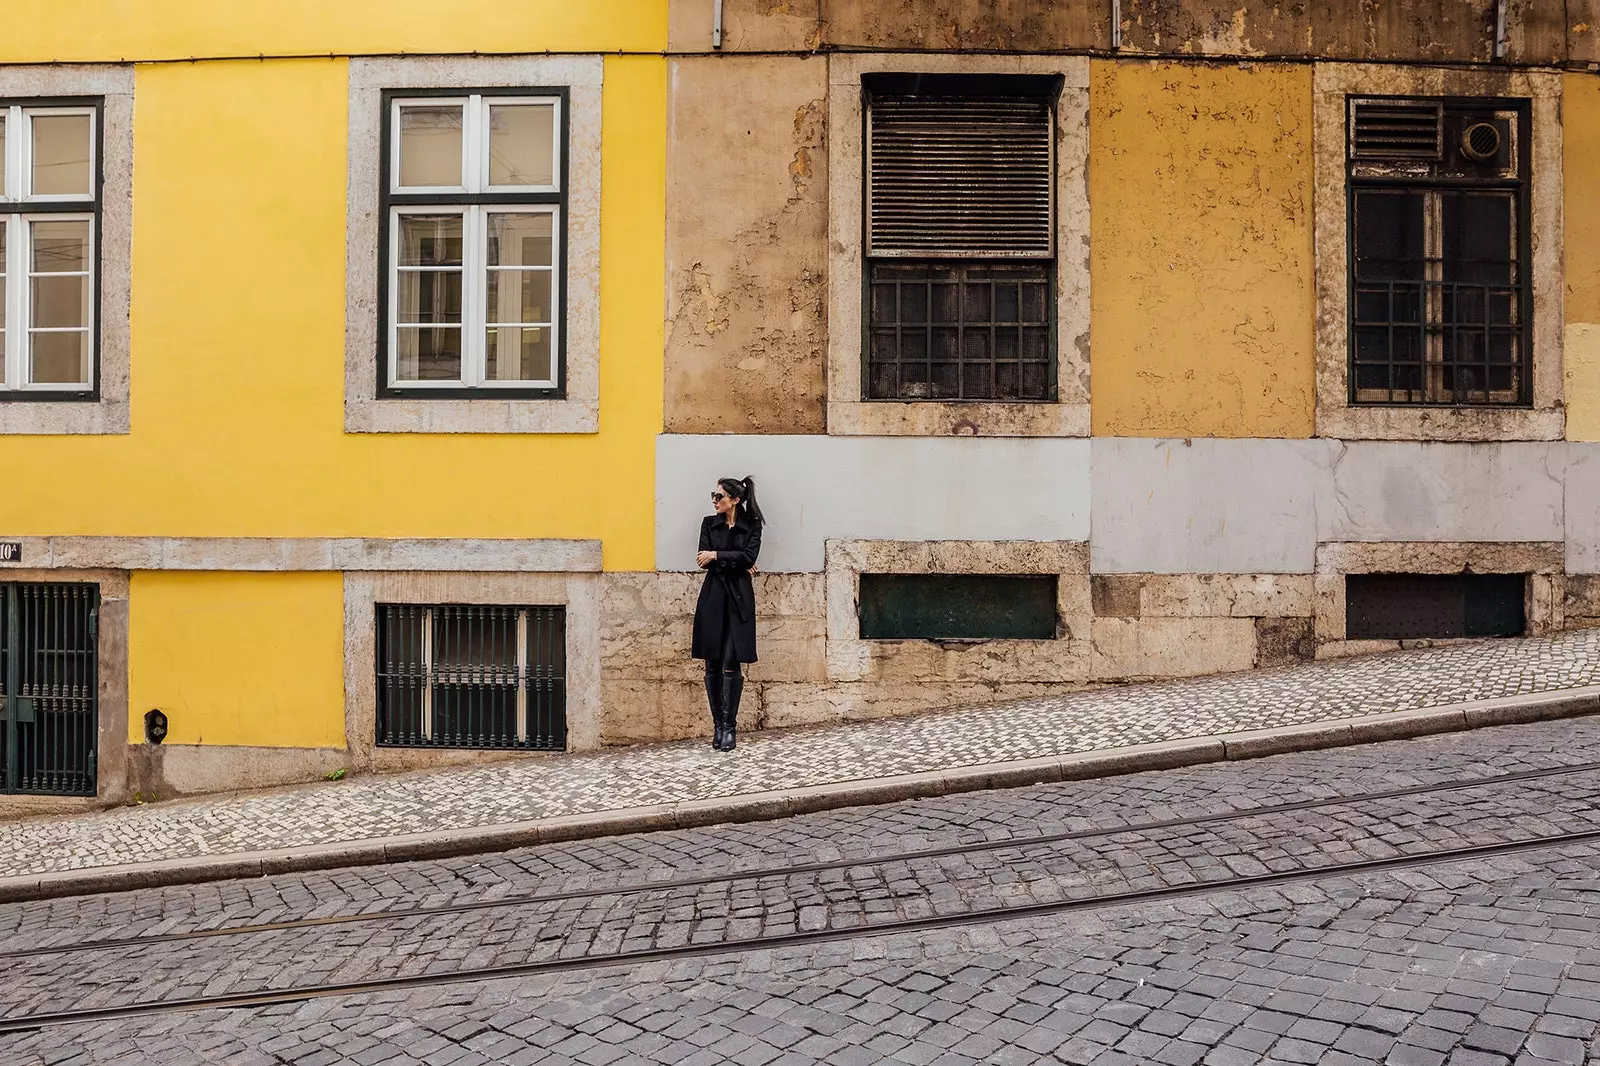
left=864, top=74, right=1058, bottom=403
left=0, top=100, right=101, bottom=399
left=379, top=90, right=566, bottom=398
left=1347, top=96, right=1531, bottom=406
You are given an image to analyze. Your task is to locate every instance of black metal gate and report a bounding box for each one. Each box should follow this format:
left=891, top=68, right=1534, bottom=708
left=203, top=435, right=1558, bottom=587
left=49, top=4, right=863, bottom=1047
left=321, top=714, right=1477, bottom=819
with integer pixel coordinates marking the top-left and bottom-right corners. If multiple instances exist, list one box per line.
left=0, top=583, right=99, bottom=796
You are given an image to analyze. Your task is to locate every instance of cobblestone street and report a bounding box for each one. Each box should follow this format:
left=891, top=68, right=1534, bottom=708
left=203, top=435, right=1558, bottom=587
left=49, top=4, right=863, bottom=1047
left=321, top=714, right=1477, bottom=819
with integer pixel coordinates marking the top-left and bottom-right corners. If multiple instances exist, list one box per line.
left=5, top=630, right=1600, bottom=888
left=6, top=716, right=1600, bottom=1064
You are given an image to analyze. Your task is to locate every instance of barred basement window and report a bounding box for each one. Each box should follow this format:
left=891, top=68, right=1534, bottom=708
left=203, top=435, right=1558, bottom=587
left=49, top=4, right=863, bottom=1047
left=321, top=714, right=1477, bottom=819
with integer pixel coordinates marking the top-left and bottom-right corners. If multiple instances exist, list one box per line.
left=376, top=604, right=566, bottom=750
left=1345, top=573, right=1525, bottom=640
left=1347, top=96, right=1531, bottom=406
left=864, top=74, right=1058, bottom=402
left=859, top=574, right=1058, bottom=640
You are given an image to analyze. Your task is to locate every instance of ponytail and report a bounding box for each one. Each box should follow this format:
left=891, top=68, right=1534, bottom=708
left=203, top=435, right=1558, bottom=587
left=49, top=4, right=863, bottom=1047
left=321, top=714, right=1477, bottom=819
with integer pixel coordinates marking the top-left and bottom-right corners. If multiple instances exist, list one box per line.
left=717, top=475, right=765, bottom=528
left=739, top=476, right=765, bottom=527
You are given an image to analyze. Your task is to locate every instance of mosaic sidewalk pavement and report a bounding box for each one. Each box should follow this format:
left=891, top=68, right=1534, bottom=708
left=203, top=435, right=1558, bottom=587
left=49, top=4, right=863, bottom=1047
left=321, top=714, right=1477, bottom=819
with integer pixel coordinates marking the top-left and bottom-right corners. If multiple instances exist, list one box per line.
left=4, top=630, right=1600, bottom=881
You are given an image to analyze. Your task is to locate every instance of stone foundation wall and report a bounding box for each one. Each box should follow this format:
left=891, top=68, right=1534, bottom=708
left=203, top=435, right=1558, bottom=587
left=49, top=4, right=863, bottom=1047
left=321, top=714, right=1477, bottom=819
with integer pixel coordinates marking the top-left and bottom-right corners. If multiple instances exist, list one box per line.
left=598, top=569, right=1332, bottom=745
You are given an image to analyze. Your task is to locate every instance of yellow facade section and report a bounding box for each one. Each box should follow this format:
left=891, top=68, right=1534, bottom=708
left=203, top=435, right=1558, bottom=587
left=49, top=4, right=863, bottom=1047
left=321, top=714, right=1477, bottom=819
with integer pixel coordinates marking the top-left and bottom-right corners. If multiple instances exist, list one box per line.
left=0, top=0, right=666, bottom=63
left=1564, top=74, right=1600, bottom=442
left=128, top=572, right=346, bottom=748
left=1089, top=60, right=1316, bottom=439
left=5, top=56, right=666, bottom=571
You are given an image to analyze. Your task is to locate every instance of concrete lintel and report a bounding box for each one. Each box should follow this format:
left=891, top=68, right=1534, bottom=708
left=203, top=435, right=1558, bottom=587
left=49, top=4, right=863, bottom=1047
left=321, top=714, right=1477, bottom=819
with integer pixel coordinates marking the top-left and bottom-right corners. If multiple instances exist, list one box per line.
left=4, top=537, right=602, bottom=573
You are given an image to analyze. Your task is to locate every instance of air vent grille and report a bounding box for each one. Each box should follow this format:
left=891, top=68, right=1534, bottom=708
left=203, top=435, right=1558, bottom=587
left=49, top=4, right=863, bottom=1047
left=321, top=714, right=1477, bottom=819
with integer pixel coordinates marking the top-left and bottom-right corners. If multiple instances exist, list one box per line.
left=1351, top=99, right=1443, bottom=160
left=867, top=97, right=1053, bottom=259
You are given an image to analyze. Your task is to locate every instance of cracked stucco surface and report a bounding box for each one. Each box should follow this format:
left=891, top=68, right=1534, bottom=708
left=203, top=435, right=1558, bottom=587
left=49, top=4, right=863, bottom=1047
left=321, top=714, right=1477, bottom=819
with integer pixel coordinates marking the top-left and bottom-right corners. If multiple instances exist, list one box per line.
left=1088, top=60, right=1316, bottom=439
left=664, top=56, right=827, bottom=434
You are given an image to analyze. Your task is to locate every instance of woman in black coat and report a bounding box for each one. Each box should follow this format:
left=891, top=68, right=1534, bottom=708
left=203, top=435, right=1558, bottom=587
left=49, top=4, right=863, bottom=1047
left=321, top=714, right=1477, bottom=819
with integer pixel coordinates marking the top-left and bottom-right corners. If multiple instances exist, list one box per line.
left=692, top=476, right=764, bottom=751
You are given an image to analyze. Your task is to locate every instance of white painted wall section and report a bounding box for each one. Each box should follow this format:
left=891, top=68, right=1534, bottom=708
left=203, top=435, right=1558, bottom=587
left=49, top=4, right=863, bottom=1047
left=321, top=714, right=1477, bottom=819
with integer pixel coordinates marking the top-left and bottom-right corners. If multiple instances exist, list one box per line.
left=655, top=436, right=1093, bottom=572
left=1321, top=442, right=1566, bottom=543
left=1090, top=439, right=1334, bottom=574
left=1565, top=444, right=1600, bottom=573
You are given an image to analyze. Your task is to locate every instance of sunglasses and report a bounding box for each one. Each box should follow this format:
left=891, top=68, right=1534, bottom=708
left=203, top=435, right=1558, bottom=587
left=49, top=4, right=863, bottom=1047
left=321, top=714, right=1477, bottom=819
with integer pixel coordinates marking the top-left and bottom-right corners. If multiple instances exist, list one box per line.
left=711, top=492, right=730, bottom=502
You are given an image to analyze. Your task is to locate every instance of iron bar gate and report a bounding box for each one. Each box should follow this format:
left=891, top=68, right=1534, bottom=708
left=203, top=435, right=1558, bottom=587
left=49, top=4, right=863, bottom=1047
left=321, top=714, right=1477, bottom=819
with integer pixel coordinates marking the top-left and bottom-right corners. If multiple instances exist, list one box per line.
left=375, top=604, right=566, bottom=751
left=0, top=583, right=99, bottom=796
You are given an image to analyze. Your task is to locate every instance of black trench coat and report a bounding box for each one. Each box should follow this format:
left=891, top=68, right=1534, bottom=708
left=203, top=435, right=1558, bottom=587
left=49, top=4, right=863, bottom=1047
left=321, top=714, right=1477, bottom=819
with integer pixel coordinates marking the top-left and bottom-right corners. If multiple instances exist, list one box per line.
left=691, top=512, right=762, bottom=664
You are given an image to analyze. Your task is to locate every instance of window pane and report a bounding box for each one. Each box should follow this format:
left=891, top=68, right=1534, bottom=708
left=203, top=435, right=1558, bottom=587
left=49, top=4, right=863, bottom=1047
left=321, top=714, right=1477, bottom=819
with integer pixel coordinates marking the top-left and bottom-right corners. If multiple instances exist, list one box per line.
left=1353, top=190, right=1425, bottom=282
left=29, top=330, right=88, bottom=384
left=866, top=260, right=1052, bottom=401
left=397, top=271, right=463, bottom=324
left=486, top=213, right=553, bottom=267
left=485, top=269, right=551, bottom=324
left=30, top=113, right=92, bottom=197
left=488, top=103, right=555, bottom=187
left=32, top=219, right=90, bottom=272
left=394, top=327, right=462, bottom=381
left=397, top=215, right=463, bottom=267
left=397, top=105, right=463, bottom=188
left=486, top=326, right=552, bottom=382
left=32, top=275, right=87, bottom=329
left=1443, top=192, right=1513, bottom=285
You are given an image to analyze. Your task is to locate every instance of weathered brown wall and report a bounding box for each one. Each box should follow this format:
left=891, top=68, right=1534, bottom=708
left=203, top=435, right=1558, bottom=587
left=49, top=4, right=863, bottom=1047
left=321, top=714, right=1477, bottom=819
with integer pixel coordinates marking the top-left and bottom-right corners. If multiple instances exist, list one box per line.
left=821, top=0, right=1110, bottom=51
left=666, top=0, right=1589, bottom=62
left=668, top=0, right=821, bottom=52
left=664, top=56, right=829, bottom=434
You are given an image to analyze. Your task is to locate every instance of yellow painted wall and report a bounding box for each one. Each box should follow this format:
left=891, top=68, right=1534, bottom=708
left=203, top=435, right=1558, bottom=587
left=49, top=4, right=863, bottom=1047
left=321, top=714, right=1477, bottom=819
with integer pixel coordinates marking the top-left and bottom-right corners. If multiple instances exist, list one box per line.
left=5, top=56, right=666, bottom=572
left=1564, top=74, right=1600, bottom=442
left=1089, top=60, right=1316, bottom=438
left=128, top=572, right=346, bottom=747
left=0, top=0, right=666, bottom=62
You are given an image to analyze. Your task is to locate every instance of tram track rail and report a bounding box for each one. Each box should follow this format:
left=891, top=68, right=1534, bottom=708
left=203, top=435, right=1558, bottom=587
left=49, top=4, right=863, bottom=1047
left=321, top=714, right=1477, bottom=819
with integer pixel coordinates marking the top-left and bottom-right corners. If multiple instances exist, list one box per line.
left=3, top=758, right=1600, bottom=967
left=3, top=819, right=1599, bottom=1034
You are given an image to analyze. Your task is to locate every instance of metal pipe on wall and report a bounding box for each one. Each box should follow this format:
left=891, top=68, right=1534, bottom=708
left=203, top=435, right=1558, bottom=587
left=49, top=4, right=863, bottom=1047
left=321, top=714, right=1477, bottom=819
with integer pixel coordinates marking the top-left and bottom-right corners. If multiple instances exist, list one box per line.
left=713, top=0, right=724, bottom=49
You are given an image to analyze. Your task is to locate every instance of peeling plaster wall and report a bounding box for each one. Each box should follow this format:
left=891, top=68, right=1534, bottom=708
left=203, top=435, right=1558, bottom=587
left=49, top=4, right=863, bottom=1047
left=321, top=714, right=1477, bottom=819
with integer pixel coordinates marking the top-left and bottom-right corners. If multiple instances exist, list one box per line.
left=1089, top=61, right=1316, bottom=439
left=820, top=0, right=1110, bottom=52
left=1567, top=75, right=1600, bottom=442
left=664, top=56, right=828, bottom=434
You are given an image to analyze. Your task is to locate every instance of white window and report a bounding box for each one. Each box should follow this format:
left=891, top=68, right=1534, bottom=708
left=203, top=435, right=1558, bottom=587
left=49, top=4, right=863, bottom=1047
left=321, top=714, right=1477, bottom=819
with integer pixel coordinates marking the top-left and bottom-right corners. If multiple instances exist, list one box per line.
left=383, top=93, right=564, bottom=394
left=0, top=103, right=98, bottom=395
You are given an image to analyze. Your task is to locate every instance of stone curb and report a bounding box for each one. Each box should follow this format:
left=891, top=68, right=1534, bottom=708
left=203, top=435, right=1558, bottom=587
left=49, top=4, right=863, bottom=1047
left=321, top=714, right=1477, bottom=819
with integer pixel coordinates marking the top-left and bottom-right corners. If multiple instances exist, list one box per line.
left=2, top=683, right=1598, bottom=905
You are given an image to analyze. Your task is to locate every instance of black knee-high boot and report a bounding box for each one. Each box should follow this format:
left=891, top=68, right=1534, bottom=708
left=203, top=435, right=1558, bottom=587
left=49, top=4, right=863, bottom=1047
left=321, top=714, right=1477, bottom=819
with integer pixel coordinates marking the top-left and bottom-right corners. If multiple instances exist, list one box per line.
left=705, top=667, right=724, bottom=749
left=719, top=669, right=744, bottom=751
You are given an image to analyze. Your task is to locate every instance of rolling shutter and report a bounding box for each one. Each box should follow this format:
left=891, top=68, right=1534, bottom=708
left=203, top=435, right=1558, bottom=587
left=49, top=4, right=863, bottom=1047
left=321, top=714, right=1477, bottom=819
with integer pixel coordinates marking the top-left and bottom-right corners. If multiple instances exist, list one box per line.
left=867, top=96, right=1054, bottom=259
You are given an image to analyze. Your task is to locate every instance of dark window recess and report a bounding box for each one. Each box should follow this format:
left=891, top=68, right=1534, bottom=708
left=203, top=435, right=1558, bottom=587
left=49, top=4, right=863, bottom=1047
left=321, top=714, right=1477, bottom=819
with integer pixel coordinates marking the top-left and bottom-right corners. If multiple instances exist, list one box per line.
left=1346, top=96, right=1531, bottom=406
left=859, top=574, right=1057, bottom=641
left=1, top=583, right=99, bottom=797
left=864, top=77, right=1057, bottom=403
left=1345, top=573, right=1525, bottom=640
left=376, top=604, right=566, bottom=751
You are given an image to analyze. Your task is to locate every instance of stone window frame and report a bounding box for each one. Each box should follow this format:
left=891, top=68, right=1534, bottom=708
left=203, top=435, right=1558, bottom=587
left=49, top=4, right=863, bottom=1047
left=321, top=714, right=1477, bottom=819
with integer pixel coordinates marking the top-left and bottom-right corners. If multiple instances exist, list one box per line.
left=826, top=55, right=1090, bottom=438
left=1313, top=64, right=1564, bottom=441
left=0, top=66, right=131, bottom=436
left=344, top=570, right=602, bottom=770
left=1313, top=541, right=1564, bottom=657
left=824, top=538, right=1091, bottom=683
left=346, top=57, right=602, bottom=434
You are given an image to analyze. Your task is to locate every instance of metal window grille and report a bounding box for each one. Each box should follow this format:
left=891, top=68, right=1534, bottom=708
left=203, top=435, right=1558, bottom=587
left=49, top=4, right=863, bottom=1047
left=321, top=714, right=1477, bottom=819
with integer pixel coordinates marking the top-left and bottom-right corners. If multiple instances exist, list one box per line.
left=1, top=582, right=99, bottom=796
left=1346, top=97, right=1531, bottom=406
left=864, top=83, right=1057, bottom=403
left=1346, top=573, right=1525, bottom=640
left=868, top=261, right=1053, bottom=400
left=375, top=604, right=566, bottom=750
